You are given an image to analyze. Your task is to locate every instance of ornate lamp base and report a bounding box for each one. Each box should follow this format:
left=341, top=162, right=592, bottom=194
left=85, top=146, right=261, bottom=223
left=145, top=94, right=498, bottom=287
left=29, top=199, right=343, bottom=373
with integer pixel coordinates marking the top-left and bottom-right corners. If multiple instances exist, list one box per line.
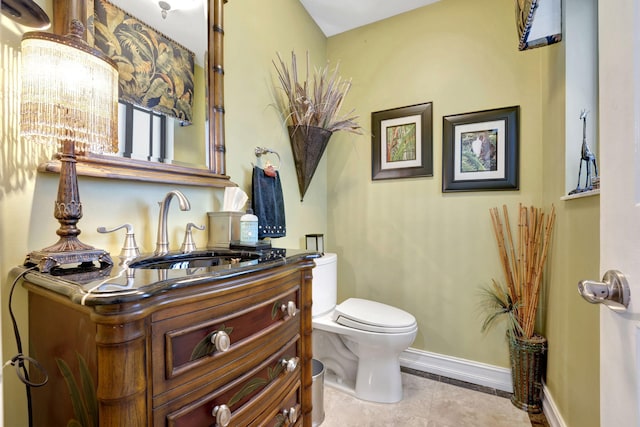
left=25, top=238, right=113, bottom=273
left=24, top=139, right=114, bottom=273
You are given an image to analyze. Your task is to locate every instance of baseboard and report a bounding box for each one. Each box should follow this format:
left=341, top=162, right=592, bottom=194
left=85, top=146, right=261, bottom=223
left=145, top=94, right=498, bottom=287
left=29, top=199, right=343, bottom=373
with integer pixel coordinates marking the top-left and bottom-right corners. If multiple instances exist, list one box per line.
left=399, top=347, right=513, bottom=392
left=542, top=381, right=567, bottom=427
left=400, top=347, right=568, bottom=425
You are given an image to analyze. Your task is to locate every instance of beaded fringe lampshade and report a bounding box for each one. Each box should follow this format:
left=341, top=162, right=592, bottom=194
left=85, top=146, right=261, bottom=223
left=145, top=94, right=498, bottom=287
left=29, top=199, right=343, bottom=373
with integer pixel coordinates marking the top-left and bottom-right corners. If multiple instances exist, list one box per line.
left=21, top=20, right=118, bottom=272
left=20, top=25, right=119, bottom=153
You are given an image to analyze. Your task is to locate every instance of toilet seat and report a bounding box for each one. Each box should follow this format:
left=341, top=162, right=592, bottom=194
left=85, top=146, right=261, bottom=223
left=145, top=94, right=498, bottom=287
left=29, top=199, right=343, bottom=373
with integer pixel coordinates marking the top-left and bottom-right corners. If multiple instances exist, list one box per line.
left=332, top=298, right=417, bottom=333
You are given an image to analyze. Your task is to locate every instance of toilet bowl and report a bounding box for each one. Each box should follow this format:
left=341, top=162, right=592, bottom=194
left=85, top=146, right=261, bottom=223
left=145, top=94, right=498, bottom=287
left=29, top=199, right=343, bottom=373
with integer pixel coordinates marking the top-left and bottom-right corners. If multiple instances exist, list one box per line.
left=311, top=253, right=418, bottom=403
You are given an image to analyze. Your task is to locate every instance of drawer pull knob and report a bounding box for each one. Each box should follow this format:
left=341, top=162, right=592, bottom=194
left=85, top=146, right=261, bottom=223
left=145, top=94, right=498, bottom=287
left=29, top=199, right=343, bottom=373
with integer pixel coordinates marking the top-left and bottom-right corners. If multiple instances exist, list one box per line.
left=211, top=331, right=231, bottom=352
left=282, top=407, right=298, bottom=423
left=281, top=357, right=299, bottom=373
left=212, top=404, right=231, bottom=426
left=281, top=301, right=297, bottom=317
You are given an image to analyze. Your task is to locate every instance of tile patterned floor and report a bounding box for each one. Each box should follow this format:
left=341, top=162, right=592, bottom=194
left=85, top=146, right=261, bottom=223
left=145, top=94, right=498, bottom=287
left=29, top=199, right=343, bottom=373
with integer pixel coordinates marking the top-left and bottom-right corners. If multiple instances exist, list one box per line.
left=319, top=371, right=550, bottom=427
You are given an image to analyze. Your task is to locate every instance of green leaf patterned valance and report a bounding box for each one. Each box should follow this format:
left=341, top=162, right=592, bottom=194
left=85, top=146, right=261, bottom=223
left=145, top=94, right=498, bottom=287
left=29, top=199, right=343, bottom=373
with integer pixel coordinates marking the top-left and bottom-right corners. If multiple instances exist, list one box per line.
left=93, top=0, right=195, bottom=123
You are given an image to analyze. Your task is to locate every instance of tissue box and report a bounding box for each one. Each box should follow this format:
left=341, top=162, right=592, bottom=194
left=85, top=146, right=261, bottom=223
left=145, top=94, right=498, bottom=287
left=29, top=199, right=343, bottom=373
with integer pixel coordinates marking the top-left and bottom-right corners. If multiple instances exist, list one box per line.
left=207, top=212, right=243, bottom=248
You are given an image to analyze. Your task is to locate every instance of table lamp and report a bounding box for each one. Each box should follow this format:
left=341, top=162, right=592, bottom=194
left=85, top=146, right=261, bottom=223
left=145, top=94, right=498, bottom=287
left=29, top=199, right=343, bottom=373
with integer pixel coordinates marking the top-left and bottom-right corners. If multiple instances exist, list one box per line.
left=20, top=19, right=118, bottom=272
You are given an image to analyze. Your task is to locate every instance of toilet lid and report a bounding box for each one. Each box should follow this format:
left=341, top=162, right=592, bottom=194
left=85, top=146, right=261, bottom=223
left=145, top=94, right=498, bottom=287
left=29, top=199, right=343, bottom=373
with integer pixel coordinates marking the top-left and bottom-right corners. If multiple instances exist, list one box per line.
left=332, top=298, right=417, bottom=333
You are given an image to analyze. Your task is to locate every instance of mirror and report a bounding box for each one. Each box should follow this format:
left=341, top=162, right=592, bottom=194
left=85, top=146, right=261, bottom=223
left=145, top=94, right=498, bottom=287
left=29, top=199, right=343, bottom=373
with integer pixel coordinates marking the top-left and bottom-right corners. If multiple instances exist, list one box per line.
left=41, top=0, right=231, bottom=187
left=97, top=0, right=206, bottom=168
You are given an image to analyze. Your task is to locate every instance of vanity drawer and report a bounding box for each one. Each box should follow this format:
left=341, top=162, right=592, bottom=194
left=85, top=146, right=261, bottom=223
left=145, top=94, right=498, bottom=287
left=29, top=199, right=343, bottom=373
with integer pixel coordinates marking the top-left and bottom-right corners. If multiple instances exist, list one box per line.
left=152, top=282, right=300, bottom=402
left=158, top=341, right=300, bottom=427
left=249, top=381, right=302, bottom=427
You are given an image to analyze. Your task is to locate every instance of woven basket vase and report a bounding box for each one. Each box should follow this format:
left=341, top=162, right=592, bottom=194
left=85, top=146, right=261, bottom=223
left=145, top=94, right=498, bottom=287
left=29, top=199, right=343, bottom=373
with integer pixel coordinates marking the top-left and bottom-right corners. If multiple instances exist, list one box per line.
left=508, top=332, right=548, bottom=414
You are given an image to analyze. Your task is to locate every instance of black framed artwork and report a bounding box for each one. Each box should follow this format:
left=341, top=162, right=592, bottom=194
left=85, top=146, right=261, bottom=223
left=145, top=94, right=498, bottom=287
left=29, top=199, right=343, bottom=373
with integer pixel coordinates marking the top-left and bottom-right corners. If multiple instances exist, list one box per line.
left=442, top=106, right=519, bottom=192
left=371, top=102, right=433, bottom=180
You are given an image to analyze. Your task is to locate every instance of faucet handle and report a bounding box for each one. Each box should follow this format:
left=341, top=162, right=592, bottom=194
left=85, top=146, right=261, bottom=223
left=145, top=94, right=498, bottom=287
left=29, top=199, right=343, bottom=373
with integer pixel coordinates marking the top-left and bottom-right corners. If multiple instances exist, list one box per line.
left=181, top=223, right=205, bottom=253
left=97, top=223, right=141, bottom=260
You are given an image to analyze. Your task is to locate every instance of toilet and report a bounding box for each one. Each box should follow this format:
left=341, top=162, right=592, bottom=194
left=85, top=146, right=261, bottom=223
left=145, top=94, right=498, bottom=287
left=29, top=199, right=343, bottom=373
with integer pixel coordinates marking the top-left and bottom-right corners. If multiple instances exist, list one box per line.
left=312, top=253, right=418, bottom=403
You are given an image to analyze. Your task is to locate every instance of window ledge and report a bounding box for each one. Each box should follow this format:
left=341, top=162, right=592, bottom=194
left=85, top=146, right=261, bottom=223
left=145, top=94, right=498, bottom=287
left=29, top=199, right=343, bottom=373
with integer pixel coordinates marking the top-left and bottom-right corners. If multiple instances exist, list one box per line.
left=38, top=154, right=236, bottom=188
left=560, top=189, right=600, bottom=201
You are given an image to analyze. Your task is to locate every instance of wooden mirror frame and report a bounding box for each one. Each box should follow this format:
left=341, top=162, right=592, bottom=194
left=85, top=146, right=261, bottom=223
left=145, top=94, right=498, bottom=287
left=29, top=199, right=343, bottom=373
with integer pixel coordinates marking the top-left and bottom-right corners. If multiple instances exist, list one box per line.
left=40, top=0, right=233, bottom=187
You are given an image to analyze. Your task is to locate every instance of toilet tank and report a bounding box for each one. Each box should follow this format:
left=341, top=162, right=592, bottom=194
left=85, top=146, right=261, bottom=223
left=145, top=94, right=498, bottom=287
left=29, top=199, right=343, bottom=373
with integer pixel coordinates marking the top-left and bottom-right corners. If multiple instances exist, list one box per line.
left=312, top=253, right=338, bottom=317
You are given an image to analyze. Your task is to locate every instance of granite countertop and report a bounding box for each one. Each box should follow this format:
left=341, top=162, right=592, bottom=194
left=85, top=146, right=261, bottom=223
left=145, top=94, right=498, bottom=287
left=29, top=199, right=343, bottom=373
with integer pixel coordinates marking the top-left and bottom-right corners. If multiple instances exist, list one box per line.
left=12, top=248, right=320, bottom=306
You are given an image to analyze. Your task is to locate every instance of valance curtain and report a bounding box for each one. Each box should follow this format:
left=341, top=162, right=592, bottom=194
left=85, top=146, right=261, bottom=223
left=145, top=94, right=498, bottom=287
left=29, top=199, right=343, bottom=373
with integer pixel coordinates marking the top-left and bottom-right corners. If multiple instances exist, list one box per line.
left=93, top=0, right=195, bottom=123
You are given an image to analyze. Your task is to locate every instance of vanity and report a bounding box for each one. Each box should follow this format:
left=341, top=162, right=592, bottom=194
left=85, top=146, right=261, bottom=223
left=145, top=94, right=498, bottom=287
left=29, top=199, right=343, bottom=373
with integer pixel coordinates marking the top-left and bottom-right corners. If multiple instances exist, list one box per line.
left=15, top=249, right=317, bottom=426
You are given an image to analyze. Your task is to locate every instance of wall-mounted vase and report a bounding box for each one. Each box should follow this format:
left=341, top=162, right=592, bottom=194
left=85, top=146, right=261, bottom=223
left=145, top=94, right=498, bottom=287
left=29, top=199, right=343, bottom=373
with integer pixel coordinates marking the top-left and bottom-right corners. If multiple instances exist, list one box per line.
left=288, top=125, right=333, bottom=201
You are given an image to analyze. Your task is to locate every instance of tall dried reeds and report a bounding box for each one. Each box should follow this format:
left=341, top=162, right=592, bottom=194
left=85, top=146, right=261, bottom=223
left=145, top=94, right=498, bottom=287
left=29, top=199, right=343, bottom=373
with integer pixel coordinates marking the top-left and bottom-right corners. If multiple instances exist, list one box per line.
left=483, top=204, right=556, bottom=339
left=272, top=51, right=361, bottom=134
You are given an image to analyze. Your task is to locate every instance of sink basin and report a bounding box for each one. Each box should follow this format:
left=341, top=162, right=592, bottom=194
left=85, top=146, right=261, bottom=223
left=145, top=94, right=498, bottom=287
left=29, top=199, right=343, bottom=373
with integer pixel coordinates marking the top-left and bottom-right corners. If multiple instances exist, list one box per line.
left=128, top=251, right=263, bottom=270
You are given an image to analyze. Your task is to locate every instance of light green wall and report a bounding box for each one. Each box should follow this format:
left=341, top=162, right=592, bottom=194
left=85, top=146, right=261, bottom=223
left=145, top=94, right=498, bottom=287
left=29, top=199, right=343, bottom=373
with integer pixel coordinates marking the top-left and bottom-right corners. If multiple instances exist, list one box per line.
left=540, top=34, right=601, bottom=427
left=1, top=0, right=599, bottom=425
left=326, top=0, right=542, bottom=365
left=326, top=0, right=599, bottom=425
left=224, top=0, right=328, bottom=247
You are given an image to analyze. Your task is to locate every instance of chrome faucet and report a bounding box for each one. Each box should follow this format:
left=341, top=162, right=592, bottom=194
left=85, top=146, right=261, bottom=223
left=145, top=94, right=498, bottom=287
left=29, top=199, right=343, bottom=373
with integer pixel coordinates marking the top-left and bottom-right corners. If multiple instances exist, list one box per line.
left=155, top=190, right=191, bottom=255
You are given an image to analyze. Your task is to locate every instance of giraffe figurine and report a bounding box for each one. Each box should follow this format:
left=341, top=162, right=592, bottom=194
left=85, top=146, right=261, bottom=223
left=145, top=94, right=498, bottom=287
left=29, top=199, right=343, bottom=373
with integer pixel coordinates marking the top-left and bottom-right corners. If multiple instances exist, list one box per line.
left=569, top=110, right=599, bottom=195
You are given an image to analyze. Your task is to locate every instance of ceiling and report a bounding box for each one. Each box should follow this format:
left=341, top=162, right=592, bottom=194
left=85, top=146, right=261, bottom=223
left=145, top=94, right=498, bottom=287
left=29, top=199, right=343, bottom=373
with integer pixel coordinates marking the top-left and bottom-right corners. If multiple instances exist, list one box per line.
left=2, top=0, right=441, bottom=42
left=299, top=0, right=440, bottom=37
left=85, top=0, right=441, bottom=62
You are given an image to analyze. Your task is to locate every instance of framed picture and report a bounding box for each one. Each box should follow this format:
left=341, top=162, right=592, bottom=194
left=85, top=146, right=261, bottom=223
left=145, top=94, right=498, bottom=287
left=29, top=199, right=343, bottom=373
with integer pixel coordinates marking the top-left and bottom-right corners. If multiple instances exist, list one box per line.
left=371, top=102, right=433, bottom=180
left=516, top=0, right=562, bottom=51
left=442, top=106, right=519, bottom=192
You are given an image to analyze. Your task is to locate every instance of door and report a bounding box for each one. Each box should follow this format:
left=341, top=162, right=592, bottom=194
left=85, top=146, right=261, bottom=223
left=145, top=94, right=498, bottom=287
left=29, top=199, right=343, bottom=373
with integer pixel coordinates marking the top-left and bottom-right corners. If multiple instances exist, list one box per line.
left=598, top=0, right=640, bottom=426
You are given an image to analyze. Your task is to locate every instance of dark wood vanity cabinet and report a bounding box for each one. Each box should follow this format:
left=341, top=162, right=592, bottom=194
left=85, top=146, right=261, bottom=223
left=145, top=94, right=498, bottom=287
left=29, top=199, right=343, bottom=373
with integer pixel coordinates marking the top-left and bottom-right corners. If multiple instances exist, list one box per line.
left=24, top=258, right=314, bottom=426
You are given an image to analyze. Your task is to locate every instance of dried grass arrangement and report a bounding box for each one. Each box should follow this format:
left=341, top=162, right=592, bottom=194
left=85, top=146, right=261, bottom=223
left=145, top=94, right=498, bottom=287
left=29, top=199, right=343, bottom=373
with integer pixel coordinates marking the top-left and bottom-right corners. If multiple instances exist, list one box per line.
left=481, top=204, right=556, bottom=339
left=272, top=51, right=361, bottom=134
